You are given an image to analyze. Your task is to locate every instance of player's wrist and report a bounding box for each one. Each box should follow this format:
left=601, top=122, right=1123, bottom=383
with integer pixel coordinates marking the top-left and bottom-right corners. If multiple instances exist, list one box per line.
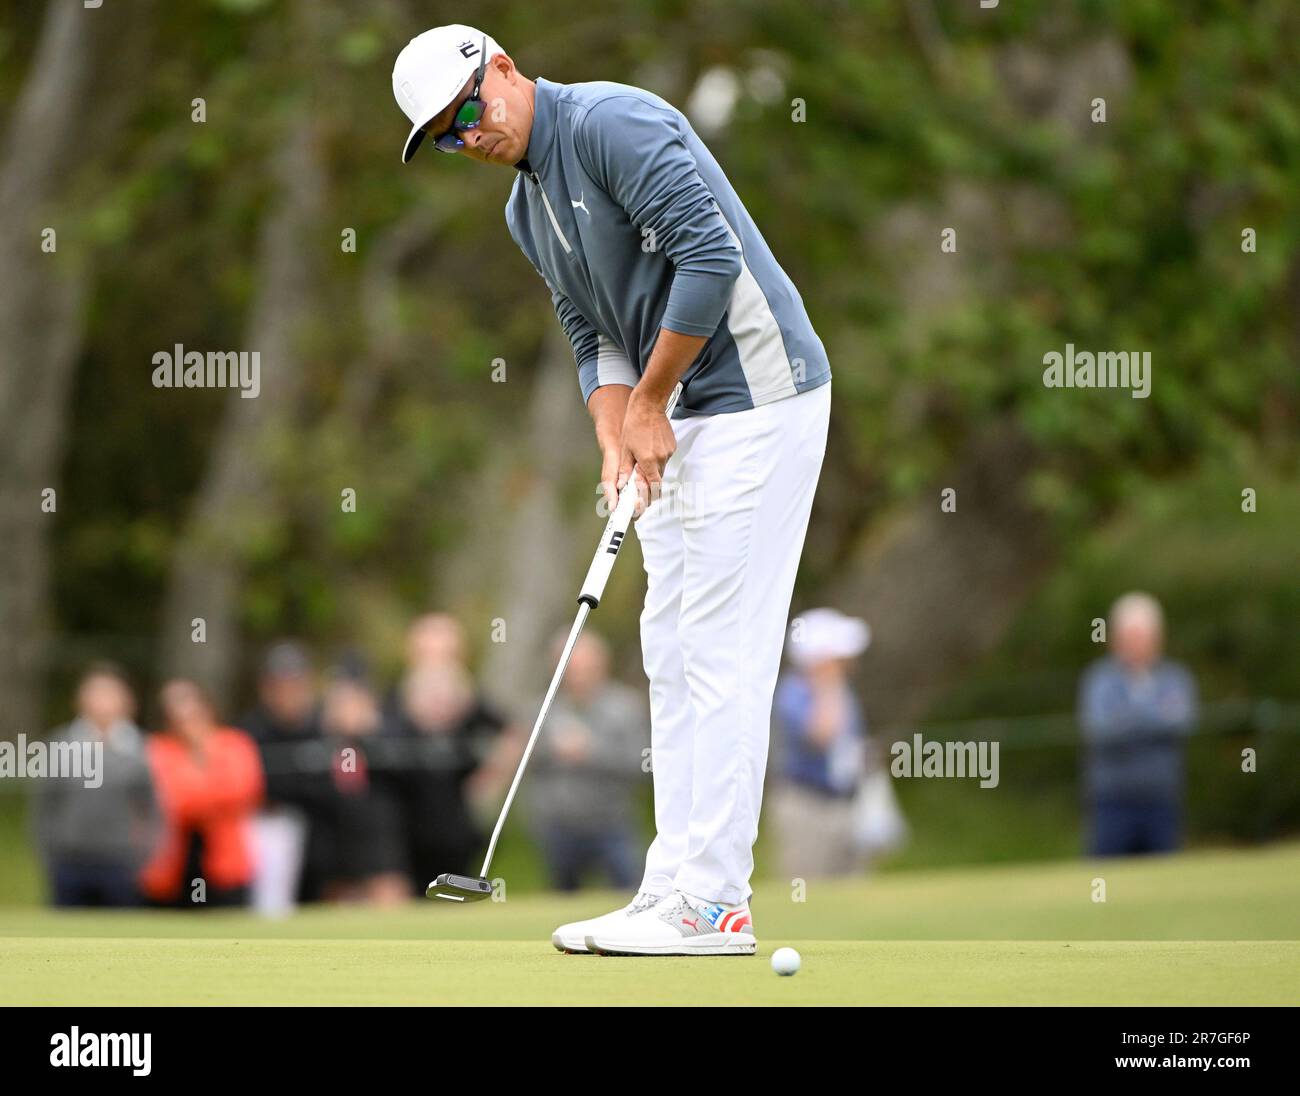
left=628, top=383, right=670, bottom=415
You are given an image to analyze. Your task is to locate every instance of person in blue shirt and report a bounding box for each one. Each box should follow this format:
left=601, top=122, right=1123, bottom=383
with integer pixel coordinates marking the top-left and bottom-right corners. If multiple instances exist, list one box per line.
left=1077, top=592, right=1198, bottom=857
left=770, top=609, right=873, bottom=878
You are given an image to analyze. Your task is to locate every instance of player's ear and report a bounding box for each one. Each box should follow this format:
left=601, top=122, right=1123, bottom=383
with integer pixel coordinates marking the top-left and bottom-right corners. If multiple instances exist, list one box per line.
left=491, top=51, right=517, bottom=82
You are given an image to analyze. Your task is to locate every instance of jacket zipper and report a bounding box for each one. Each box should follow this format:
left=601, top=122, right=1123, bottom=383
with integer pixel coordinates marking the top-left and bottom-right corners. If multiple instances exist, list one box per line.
left=530, top=171, right=572, bottom=255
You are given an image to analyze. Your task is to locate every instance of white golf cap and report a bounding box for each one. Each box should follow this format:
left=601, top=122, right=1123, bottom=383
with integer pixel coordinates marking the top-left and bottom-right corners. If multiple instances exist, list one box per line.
left=787, top=608, right=871, bottom=668
left=392, top=25, right=503, bottom=163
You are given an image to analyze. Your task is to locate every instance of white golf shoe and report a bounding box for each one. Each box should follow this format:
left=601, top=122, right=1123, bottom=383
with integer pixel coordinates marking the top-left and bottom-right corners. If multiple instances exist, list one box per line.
left=551, top=890, right=664, bottom=953
left=585, top=890, right=757, bottom=956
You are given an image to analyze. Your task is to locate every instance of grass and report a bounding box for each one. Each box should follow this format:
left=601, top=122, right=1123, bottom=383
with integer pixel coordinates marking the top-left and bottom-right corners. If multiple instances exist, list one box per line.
left=1, top=841, right=1296, bottom=1005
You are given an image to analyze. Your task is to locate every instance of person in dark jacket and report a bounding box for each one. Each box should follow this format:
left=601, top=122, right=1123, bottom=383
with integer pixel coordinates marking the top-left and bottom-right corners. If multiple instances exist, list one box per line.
left=386, top=614, right=522, bottom=894
left=238, top=642, right=335, bottom=903
left=317, top=659, right=409, bottom=904
left=390, top=662, right=506, bottom=894
left=1078, top=593, right=1198, bottom=857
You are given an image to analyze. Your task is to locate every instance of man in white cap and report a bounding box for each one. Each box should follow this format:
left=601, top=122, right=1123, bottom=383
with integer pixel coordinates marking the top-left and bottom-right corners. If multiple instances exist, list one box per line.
left=770, top=609, right=876, bottom=878
left=393, top=26, right=832, bottom=955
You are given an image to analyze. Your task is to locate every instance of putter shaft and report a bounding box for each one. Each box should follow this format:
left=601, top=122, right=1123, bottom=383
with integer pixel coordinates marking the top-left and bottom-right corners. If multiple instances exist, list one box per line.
left=475, top=383, right=681, bottom=882
left=478, top=603, right=590, bottom=878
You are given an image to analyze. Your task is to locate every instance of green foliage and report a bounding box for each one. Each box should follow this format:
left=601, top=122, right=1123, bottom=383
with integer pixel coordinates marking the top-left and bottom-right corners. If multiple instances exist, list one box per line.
left=0, top=0, right=1292, bottom=741
left=939, top=457, right=1300, bottom=711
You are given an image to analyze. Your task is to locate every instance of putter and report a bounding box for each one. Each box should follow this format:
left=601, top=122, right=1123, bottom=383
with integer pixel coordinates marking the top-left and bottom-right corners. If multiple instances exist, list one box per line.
left=427, top=383, right=683, bottom=904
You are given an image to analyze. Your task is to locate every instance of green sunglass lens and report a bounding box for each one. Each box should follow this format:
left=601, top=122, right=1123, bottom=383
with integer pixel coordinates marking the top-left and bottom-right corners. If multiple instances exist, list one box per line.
left=455, top=99, right=486, bottom=129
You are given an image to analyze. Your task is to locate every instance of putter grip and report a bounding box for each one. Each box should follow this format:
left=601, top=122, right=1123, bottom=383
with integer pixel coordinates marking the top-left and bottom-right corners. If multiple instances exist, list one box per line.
left=577, top=383, right=682, bottom=609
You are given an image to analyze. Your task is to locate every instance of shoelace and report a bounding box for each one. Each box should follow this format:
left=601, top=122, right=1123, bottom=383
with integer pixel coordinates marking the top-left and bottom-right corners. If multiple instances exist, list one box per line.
left=655, top=892, right=695, bottom=922
left=630, top=891, right=662, bottom=914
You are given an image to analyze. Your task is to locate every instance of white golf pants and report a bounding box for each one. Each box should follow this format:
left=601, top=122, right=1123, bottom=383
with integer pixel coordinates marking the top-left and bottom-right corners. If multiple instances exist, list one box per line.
left=634, top=382, right=831, bottom=905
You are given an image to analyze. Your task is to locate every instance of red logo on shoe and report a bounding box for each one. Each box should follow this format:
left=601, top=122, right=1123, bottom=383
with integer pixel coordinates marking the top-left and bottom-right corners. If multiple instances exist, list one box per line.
left=682, top=917, right=699, bottom=929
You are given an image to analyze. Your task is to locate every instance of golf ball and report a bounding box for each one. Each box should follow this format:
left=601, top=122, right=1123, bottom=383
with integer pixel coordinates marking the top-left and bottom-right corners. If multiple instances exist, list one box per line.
left=771, top=947, right=801, bottom=976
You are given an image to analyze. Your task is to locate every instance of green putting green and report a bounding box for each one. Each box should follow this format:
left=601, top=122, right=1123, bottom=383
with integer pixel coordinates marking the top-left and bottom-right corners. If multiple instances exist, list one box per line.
left=2, top=843, right=1296, bottom=1005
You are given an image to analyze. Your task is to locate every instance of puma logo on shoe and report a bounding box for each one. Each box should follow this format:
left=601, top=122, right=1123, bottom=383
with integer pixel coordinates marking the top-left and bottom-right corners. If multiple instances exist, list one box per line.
left=682, top=917, right=699, bottom=930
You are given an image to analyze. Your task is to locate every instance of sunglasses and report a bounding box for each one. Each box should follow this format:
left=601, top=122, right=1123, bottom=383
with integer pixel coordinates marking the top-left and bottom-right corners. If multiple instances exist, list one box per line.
left=433, top=37, right=489, bottom=154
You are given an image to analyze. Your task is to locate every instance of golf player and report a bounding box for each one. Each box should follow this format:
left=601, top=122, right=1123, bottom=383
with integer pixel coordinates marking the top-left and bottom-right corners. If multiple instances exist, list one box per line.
left=393, top=26, right=831, bottom=955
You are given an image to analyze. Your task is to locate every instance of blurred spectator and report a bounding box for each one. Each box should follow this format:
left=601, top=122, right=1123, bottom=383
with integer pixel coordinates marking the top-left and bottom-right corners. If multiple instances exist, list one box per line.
left=140, top=680, right=264, bottom=908
left=772, top=609, right=902, bottom=878
left=390, top=660, right=507, bottom=893
left=526, top=631, right=647, bottom=891
left=386, top=613, right=521, bottom=894
left=1079, top=592, right=1198, bottom=857
left=405, top=612, right=467, bottom=672
left=238, top=642, right=334, bottom=904
left=241, top=642, right=320, bottom=741
left=317, top=659, right=408, bottom=904
left=32, top=664, right=161, bottom=907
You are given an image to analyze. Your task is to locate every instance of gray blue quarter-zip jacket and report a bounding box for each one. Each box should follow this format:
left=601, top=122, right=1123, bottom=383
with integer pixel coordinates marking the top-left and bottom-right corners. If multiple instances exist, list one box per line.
left=505, top=77, right=830, bottom=416
left=1078, top=657, right=1197, bottom=804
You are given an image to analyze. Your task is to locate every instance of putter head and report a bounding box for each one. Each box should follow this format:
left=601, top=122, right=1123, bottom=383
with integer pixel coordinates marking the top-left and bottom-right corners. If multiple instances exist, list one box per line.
left=425, top=873, right=493, bottom=903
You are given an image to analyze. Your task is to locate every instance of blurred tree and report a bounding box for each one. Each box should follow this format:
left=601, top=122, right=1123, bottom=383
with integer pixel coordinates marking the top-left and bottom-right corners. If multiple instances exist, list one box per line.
left=158, top=0, right=328, bottom=701
left=0, top=0, right=154, bottom=737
